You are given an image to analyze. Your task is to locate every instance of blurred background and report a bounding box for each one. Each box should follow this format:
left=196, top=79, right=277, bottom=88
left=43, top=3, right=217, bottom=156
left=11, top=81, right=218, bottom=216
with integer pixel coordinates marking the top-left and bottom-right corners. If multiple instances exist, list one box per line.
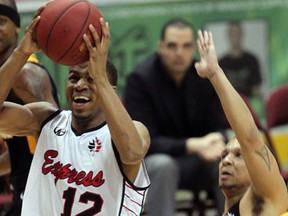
left=15, top=0, right=288, bottom=115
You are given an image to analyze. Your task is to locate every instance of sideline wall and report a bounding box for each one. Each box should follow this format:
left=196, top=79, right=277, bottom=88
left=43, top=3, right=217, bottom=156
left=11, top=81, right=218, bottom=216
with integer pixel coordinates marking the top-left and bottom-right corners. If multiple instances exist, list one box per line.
left=17, top=0, right=288, bottom=115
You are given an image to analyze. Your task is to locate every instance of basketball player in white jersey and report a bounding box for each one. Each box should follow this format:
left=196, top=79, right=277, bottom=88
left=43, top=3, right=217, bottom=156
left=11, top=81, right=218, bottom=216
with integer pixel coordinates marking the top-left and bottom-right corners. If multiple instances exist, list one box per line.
left=0, top=15, right=150, bottom=216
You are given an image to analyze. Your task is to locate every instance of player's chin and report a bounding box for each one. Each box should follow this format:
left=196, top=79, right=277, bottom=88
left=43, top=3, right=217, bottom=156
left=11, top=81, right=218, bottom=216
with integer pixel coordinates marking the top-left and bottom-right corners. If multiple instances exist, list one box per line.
left=71, top=101, right=90, bottom=113
left=71, top=109, right=90, bottom=120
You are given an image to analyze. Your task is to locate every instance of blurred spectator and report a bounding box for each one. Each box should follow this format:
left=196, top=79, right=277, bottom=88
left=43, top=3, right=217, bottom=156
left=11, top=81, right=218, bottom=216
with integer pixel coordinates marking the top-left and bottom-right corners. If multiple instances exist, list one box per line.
left=219, top=21, right=263, bottom=98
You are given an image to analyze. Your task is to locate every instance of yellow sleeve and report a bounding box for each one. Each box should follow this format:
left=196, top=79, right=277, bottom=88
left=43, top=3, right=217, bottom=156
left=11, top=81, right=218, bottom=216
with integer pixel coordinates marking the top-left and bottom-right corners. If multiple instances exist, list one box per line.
left=26, top=54, right=39, bottom=154
left=27, top=54, right=39, bottom=64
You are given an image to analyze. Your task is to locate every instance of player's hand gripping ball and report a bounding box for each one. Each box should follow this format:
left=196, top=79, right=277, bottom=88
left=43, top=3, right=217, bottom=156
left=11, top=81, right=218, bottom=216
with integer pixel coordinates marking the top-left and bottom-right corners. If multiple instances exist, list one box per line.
left=36, top=0, right=103, bottom=66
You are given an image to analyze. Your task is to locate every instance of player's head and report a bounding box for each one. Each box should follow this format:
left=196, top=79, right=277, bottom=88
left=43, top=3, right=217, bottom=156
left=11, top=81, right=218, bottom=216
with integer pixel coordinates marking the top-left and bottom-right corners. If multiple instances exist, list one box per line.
left=218, top=137, right=251, bottom=196
left=0, top=0, right=20, bottom=27
left=157, top=18, right=196, bottom=78
left=66, top=59, right=118, bottom=119
left=0, top=0, right=21, bottom=57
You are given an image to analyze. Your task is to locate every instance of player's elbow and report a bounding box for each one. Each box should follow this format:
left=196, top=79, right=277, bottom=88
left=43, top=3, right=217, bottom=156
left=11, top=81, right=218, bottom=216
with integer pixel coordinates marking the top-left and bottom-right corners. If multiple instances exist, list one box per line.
left=238, top=125, right=262, bottom=148
left=119, top=121, right=150, bottom=164
left=120, top=140, right=149, bottom=165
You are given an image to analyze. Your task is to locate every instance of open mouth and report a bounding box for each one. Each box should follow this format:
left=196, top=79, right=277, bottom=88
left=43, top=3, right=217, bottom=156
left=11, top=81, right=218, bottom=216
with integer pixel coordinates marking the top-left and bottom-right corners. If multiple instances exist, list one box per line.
left=72, top=96, right=90, bottom=108
left=73, top=96, right=90, bottom=104
left=222, top=171, right=231, bottom=175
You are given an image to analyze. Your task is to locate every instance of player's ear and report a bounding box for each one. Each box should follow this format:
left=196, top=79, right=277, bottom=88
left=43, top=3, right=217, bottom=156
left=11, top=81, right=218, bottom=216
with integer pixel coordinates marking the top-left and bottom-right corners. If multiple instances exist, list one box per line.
left=16, top=27, right=20, bottom=34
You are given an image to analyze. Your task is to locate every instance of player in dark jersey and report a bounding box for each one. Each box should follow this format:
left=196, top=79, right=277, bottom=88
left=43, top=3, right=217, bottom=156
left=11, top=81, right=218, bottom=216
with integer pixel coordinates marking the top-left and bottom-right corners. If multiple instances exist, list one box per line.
left=195, top=30, right=288, bottom=216
left=0, top=1, right=59, bottom=215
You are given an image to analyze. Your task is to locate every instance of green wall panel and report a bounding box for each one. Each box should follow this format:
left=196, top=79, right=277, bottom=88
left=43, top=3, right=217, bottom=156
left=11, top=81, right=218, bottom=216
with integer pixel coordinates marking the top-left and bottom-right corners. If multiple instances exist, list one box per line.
left=17, top=0, right=288, bottom=119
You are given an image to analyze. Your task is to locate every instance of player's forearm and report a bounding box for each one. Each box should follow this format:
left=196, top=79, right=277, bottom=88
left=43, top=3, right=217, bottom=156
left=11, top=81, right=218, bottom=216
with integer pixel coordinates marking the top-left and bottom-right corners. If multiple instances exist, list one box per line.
left=209, top=67, right=260, bottom=147
left=97, top=80, right=148, bottom=164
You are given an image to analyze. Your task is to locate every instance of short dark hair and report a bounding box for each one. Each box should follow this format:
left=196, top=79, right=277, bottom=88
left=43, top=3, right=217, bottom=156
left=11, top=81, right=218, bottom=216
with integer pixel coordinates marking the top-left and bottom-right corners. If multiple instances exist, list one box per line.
left=160, top=18, right=194, bottom=41
left=106, top=59, right=118, bottom=87
left=0, top=0, right=20, bottom=27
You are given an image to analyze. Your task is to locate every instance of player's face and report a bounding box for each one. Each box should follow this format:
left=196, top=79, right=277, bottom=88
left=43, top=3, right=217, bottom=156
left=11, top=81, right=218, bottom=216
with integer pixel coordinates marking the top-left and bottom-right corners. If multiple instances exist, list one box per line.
left=0, top=15, right=19, bottom=56
left=66, top=63, right=102, bottom=120
left=157, top=26, right=195, bottom=77
left=219, top=138, right=251, bottom=195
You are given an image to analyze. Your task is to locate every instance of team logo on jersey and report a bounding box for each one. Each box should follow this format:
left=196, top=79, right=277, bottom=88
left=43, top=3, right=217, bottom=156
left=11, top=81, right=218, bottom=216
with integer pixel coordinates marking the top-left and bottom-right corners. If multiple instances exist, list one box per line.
left=42, top=150, right=105, bottom=187
left=88, top=137, right=102, bottom=155
left=54, top=127, right=66, bottom=136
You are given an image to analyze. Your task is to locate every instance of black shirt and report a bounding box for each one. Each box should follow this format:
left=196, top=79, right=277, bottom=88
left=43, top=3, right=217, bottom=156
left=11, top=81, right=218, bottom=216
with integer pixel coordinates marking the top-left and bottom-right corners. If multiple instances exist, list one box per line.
left=124, top=53, right=229, bottom=156
left=219, top=52, right=262, bottom=97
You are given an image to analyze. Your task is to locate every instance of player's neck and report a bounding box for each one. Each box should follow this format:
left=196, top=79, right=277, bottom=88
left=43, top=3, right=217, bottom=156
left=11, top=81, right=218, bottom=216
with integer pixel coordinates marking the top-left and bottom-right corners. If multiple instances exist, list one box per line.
left=0, top=44, right=17, bottom=66
left=223, top=189, right=245, bottom=213
left=225, top=195, right=241, bottom=209
left=71, top=113, right=106, bottom=135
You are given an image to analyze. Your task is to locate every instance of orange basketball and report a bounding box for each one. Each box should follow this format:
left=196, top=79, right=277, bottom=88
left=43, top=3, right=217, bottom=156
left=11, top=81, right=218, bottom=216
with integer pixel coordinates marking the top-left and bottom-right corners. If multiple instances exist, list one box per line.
left=36, top=0, right=103, bottom=66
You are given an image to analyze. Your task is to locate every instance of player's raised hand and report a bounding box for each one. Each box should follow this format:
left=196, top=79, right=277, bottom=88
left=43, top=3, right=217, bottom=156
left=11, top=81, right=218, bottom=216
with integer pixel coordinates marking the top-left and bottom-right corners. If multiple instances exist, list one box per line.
left=84, top=17, right=110, bottom=82
left=195, top=30, right=220, bottom=79
left=16, top=16, right=41, bottom=56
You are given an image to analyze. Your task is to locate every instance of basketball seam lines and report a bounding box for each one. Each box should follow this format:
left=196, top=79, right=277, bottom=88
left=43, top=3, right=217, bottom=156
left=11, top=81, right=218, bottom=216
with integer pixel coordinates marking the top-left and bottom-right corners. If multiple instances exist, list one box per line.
left=56, top=1, right=91, bottom=64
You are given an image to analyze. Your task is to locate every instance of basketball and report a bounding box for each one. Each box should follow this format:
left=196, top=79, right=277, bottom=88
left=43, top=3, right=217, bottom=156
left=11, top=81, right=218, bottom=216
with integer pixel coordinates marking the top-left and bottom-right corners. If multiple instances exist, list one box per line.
left=36, top=0, right=103, bottom=66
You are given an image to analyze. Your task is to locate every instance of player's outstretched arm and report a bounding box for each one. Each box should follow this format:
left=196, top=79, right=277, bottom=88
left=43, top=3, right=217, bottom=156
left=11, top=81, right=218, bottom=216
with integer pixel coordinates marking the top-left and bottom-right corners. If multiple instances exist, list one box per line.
left=195, top=30, right=288, bottom=209
left=83, top=18, right=150, bottom=168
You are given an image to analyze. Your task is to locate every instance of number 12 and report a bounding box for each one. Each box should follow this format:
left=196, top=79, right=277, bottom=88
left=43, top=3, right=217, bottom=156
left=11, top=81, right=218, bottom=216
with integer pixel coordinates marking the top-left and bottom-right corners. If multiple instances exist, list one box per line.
left=61, top=187, right=103, bottom=216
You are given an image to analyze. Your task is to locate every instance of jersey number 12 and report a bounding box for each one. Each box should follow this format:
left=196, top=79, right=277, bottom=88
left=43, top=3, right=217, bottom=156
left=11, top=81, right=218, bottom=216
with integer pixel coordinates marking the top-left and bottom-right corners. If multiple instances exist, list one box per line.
left=61, top=187, right=103, bottom=216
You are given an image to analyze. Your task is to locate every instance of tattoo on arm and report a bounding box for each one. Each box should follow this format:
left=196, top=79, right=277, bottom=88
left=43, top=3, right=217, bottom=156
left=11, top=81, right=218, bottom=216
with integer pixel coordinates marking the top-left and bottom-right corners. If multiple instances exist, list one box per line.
left=255, top=144, right=271, bottom=171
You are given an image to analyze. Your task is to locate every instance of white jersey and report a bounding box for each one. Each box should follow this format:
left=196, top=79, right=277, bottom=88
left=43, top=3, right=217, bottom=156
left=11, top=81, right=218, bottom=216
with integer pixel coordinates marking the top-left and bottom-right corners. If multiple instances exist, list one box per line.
left=21, top=110, right=150, bottom=216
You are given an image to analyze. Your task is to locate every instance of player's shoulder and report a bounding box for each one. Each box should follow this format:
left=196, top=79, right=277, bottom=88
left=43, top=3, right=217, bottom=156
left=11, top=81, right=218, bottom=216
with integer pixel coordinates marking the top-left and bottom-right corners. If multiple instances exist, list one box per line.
left=18, top=61, right=50, bottom=83
left=22, top=60, right=44, bottom=72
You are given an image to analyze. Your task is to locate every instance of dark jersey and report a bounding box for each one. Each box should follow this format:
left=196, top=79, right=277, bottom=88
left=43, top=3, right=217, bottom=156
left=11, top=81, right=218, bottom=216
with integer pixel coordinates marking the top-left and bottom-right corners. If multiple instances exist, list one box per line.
left=226, top=201, right=240, bottom=216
